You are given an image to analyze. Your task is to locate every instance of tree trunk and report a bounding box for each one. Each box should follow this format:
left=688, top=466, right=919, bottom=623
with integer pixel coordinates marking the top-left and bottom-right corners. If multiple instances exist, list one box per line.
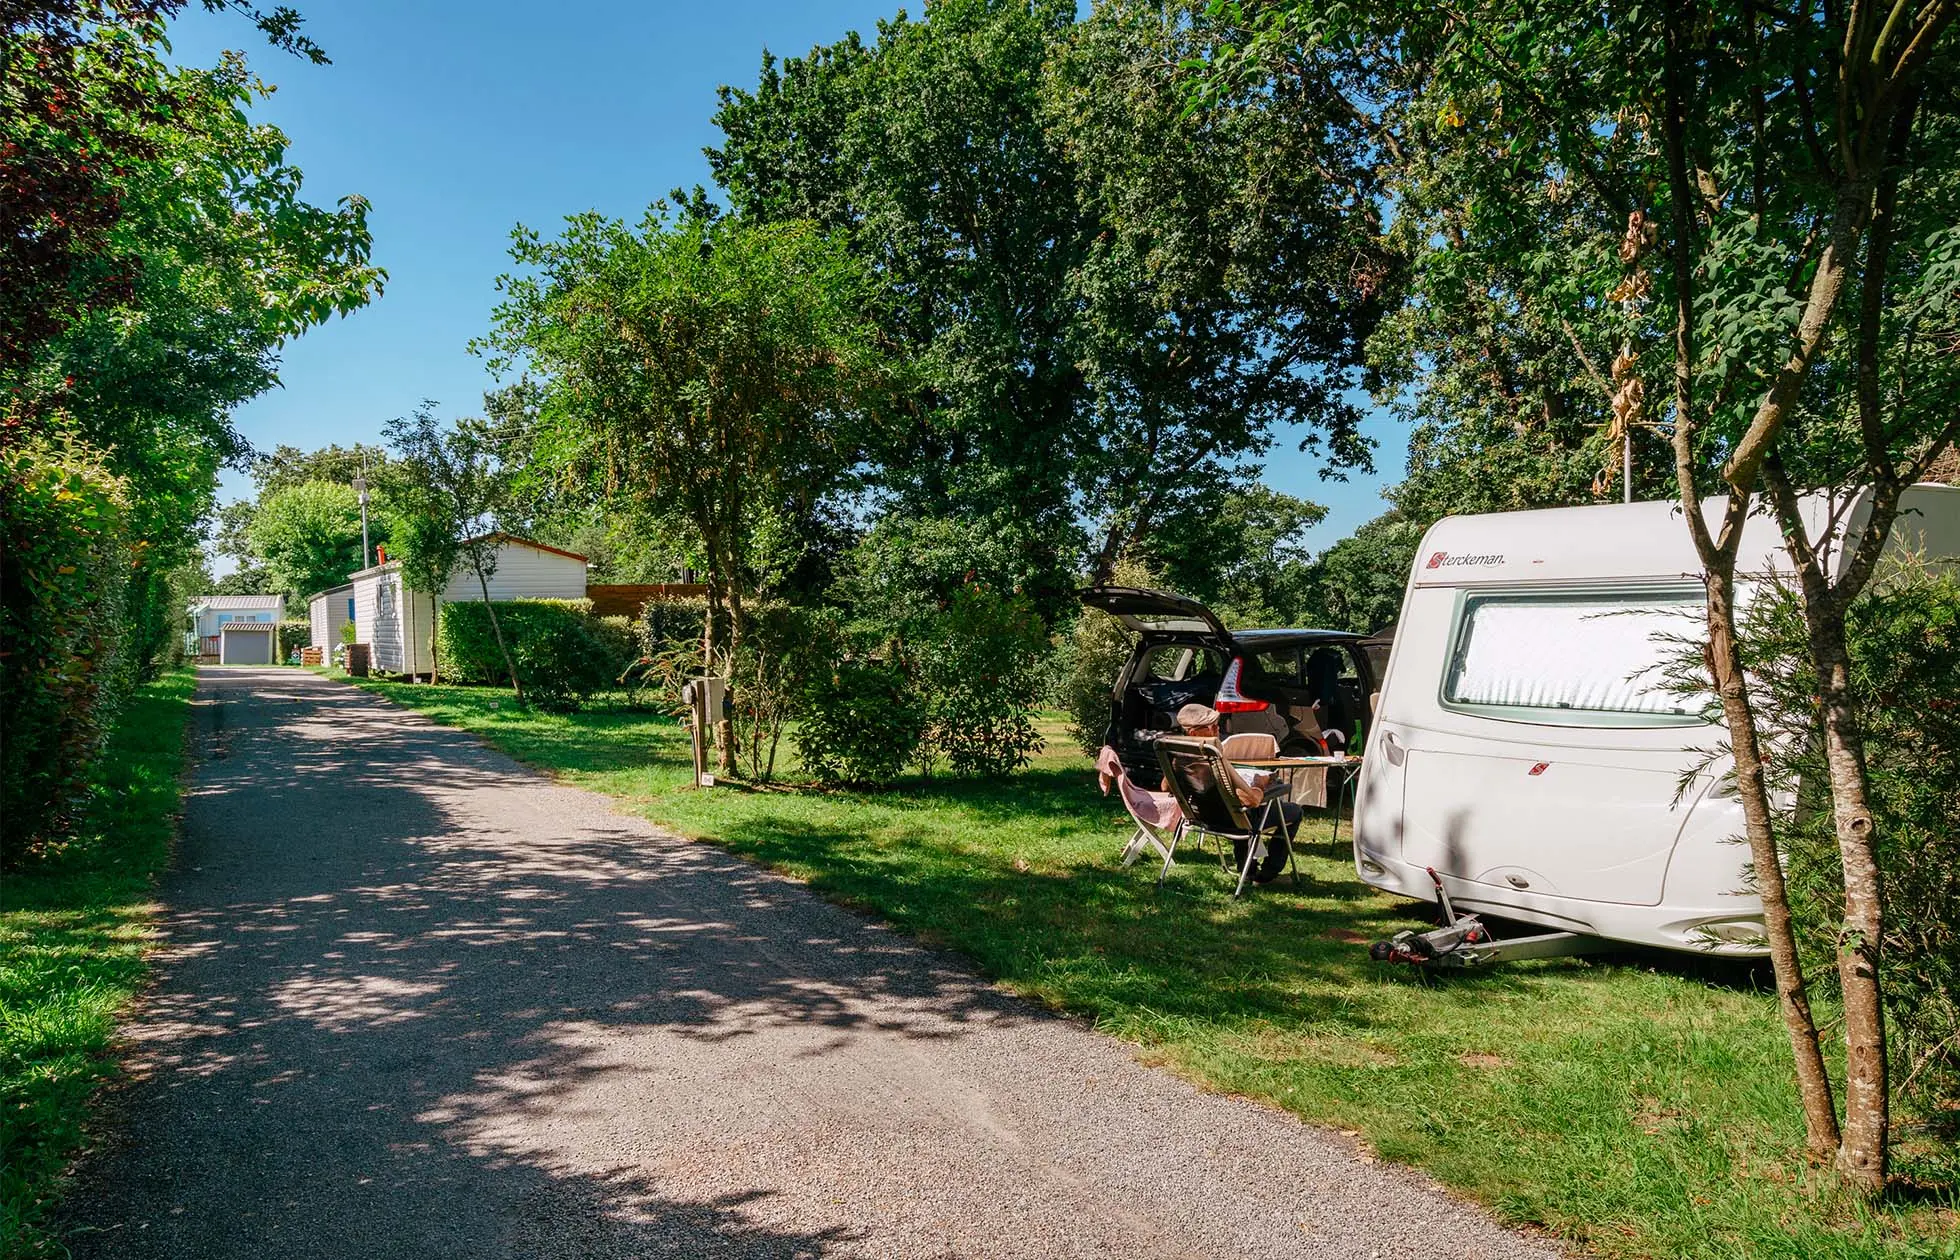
left=430, top=594, right=441, bottom=685
left=1804, top=601, right=1889, bottom=1191
left=716, top=574, right=743, bottom=778
left=476, top=564, right=523, bottom=705
left=1656, top=13, right=1843, bottom=1157
left=698, top=567, right=735, bottom=777
left=1701, top=566, right=1844, bottom=1159
left=405, top=583, right=419, bottom=683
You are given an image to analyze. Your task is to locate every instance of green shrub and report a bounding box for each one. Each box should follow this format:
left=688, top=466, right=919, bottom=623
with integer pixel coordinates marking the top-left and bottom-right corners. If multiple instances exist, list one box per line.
left=1, top=436, right=134, bottom=861
left=277, top=619, right=309, bottom=662
left=636, top=595, right=708, bottom=658
left=119, top=562, right=179, bottom=681
left=795, top=660, right=924, bottom=787
left=438, top=598, right=632, bottom=712
left=730, top=604, right=834, bottom=783
left=1058, top=607, right=1130, bottom=757
left=1059, top=556, right=1153, bottom=756
left=509, top=614, right=612, bottom=713
left=592, top=614, right=639, bottom=670
left=1740, top=560, right=1960, bottom=1117
left=914, top=585, right=1047, bottom=778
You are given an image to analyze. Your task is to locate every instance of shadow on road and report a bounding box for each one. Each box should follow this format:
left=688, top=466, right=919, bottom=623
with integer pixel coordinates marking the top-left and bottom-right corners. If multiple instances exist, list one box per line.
left=60, top=669, right=1030, bottom=1259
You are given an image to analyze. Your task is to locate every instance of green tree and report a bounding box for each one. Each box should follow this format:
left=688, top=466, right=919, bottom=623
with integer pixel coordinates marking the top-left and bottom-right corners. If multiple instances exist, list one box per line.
left=1, top=0, right=327, bottom=367
left=8, top=48, right=381, bottom=673
left=1208, top=0, right=1960, bottom=1192
left=709, top=0, right=1391, bottom=592
left=245, top=480, right=371, bottom=604
left=2, top=2, right=379, bottom=859
left=250, top=443, right=391, bottom=499
left=483, top=204, right=893, bottom=766
left=711, top=1, right=1083, bottom=594
left=385, top=404, right=524, bottom=703
left=1137, top=485, right=1325, bottom=627
left=1298, top=512, right=1424, bottom=634
left=1046, top=1, right=1391, bottom=578
left=833, top=511, right=1056, bottom=646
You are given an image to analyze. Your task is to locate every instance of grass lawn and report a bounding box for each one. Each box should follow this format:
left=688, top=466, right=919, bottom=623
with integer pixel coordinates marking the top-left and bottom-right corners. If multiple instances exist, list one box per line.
left=340, top=673, right=1957, bottom=1260
left=0, top=668, right=196, bottom=1258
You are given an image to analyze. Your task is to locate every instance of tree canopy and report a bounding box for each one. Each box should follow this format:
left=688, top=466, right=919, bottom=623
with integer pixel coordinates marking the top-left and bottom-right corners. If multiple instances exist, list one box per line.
left=708, top=0, right=1393, bottom=590
left=245, top=480, right=371, bottom=601
left=483, top=203, right=893, bottom=666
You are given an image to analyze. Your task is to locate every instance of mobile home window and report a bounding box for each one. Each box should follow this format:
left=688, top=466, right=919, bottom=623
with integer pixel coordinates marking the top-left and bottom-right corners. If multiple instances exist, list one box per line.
left=1442, top=588, right=1705, bottom=725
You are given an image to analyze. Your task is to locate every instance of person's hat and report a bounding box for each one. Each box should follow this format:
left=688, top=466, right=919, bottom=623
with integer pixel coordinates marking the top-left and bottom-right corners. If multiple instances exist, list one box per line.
left=1175, top=702, right=1221, bottom=729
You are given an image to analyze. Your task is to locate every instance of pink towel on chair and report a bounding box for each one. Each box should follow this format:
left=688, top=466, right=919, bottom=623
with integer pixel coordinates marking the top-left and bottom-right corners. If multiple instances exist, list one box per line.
left=1098, top=746, right=1180, bottom=830
left=1095, top=744, right=1125, bottom=795
left=1121, top=774, right=1182, bottom=831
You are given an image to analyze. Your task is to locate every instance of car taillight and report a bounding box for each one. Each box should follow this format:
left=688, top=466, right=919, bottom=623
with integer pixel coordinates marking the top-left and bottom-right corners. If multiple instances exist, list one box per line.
left=1214, top=657, right=1270, bottom=714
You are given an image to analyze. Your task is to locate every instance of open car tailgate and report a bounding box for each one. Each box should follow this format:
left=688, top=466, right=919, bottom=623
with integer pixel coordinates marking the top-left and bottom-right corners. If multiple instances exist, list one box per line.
left=1078, top=586, right=1232, bottom=641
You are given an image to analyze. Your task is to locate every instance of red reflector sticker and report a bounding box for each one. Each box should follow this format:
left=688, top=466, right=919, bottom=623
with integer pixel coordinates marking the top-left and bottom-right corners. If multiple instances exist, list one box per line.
left=1528, top=762, right=1550, bottom=776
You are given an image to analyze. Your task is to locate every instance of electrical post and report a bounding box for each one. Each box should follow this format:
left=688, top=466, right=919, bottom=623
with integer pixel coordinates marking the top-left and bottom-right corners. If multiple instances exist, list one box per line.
left=353, top=455, right=372, bottom=568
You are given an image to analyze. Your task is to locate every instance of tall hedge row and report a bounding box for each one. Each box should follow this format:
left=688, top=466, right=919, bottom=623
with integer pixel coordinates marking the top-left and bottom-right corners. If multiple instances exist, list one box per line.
left=1, top=438, right=135, bottom=858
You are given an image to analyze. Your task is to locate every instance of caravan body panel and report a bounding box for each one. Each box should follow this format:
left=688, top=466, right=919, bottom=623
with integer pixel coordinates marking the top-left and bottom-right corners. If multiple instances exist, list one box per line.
left=1353, top=486, right=1958, bottom=955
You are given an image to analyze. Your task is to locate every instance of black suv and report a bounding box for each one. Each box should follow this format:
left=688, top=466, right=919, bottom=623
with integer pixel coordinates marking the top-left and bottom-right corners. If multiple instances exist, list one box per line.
left=1079, top=586, right=1386, bottom=787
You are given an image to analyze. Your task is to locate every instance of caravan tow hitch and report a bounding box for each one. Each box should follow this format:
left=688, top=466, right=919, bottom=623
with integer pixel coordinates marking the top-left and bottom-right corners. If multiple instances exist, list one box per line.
left=1369, top=869, right=1606, bottom=969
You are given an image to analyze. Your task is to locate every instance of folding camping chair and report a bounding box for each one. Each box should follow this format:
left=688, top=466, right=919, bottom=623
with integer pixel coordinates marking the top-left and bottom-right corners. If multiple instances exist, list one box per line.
left=1154, top=736, right=1300, bottom=897
left=1097, top=746, right=1186, bottom=886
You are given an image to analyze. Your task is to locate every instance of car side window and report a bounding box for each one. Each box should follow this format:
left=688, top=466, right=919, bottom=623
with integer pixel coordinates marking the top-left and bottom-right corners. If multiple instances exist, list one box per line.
left=1251, top=647, right=1300, bottom=687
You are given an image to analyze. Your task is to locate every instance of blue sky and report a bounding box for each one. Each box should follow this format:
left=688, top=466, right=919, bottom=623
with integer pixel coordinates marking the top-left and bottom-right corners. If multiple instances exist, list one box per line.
left=172, top=1, right=1403, bottom=561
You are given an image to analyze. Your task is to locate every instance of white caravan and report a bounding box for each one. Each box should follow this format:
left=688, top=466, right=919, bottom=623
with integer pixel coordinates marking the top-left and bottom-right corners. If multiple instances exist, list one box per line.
left=1352, top=485, right=1959, bottom=958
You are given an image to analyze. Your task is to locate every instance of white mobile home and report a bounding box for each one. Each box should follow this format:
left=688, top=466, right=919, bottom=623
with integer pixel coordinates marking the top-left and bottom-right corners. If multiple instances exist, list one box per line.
left=308, top=583, right=355, bottom=650
left=186, top=594, right=286, bottom=664
left=344, top=535, right=587, bottom=675
left=1352, top=485, right=1958, bottom=956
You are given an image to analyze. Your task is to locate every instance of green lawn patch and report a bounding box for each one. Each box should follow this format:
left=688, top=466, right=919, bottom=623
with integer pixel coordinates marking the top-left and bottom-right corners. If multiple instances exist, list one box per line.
left=1, top=668, right=195, bottom=1258
left=341, top=673, right=1958, bottom=1260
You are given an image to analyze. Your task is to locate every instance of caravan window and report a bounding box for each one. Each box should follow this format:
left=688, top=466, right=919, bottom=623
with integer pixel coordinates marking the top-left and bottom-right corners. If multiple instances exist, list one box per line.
left=1442, top=587, right=1706, bottom=725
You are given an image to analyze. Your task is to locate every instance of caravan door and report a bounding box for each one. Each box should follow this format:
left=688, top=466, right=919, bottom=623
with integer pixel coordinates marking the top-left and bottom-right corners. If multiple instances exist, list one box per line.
left=1396, top=586, right=1708, bottom=907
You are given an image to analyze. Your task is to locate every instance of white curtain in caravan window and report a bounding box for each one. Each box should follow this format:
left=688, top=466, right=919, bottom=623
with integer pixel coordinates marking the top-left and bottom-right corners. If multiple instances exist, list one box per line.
left=1446, top=593, right=1703, bottom=715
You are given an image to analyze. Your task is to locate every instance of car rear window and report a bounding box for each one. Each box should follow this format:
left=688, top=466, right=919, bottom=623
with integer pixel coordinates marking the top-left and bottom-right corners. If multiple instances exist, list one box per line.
left=1140, top=644, right=1225, bottom=682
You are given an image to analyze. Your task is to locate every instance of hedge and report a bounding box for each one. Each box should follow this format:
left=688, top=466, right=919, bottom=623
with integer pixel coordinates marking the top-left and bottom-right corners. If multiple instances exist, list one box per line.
left=1, top=436, right=134, bottom=858
left=437, top=598, right=637, bottom=711
left=277, top=619, right=309, bottom=662
left=636, top=594, right=709, bottom=657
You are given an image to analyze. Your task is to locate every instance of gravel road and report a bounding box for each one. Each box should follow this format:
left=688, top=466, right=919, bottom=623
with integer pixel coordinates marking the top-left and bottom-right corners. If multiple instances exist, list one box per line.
left=59, top=667, right=1561, bottom=1259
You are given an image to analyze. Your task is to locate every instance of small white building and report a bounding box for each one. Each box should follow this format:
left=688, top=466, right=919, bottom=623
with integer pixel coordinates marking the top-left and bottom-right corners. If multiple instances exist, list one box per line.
left=344, top=534, right=588, bottom=675
left=307, top=583, right=355, bottom=651
left=185, top=594, right=286, bottom=665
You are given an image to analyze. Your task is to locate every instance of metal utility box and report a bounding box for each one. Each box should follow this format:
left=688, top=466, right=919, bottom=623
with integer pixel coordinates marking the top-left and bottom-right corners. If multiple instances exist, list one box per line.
left=680, top=676, right=730, bottom=786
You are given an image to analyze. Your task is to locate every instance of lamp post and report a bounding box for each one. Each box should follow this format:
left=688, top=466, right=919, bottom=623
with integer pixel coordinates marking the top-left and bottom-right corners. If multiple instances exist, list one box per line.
left=352, top=457, right=371, bottom=568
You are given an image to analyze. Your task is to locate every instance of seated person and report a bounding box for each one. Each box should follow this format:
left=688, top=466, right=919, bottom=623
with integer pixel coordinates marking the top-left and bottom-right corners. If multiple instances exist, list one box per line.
left=1174, top=703, right=1303, bottom=840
